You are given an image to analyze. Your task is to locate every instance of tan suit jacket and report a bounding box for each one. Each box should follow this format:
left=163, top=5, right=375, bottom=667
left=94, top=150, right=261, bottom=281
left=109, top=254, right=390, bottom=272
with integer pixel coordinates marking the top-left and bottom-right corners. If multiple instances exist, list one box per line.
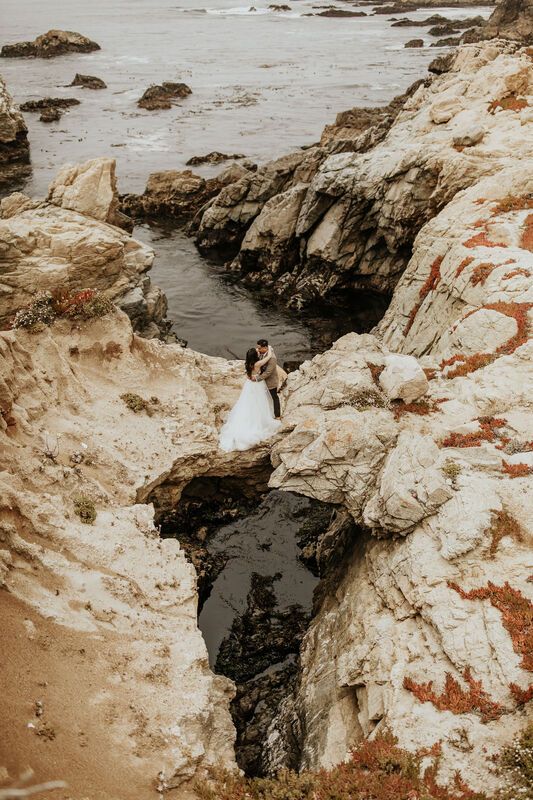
left=256, top=350, right=279, bottom=390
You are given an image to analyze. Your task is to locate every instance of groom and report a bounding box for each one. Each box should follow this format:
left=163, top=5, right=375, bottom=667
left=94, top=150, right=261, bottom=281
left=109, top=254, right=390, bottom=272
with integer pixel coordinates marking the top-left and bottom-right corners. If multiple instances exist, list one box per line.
left=255, top=338, right=281, bottom=419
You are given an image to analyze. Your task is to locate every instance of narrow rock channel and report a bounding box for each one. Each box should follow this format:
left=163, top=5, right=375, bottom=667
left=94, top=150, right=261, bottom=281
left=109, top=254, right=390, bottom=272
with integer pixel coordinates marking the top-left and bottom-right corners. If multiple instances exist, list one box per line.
left=154, top=476, right=356, bottom=777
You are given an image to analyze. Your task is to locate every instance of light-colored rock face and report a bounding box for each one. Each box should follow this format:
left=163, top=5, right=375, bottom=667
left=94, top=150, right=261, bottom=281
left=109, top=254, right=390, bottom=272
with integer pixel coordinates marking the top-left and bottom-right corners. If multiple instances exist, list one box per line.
left=0, top=310, right=269, bottom=798
left=195, top=42, right=531, bottom=310
left=0, top=159, right=171, bottom=337
left=264, top=54, right=533, bottom=789
left=0, top=75, right=30, bottom=189
left=47, top=157, right=130, bottom=229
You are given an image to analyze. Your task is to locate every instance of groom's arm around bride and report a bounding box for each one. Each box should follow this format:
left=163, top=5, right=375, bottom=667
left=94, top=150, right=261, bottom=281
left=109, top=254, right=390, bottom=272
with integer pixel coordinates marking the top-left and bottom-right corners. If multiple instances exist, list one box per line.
left=255, top=341, right=281, bottom=419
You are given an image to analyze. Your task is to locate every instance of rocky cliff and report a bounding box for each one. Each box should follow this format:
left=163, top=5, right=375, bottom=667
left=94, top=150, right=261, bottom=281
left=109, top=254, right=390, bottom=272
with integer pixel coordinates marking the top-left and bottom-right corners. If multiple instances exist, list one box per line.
left=0, top=31, right=532, bottom=800
left=259, top=46, right=533, bottom=793
left=193, top=42, right=532, bottom=313
left=0, top=307, right=276, bottom=798
left=0, top=76, right=30, bottom=191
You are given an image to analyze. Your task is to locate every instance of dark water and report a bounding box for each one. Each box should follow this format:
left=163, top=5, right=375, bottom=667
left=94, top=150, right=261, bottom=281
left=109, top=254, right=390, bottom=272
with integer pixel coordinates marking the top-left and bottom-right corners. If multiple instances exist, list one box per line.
left=1, top=0, right=492, bottom=196
left=135, top=222, right=387, bottom=361
left=198, top=491, right=319, bottom=665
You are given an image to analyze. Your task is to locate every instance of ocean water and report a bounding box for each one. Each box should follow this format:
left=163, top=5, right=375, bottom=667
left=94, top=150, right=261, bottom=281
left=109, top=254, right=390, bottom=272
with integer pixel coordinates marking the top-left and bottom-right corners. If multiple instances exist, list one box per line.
left=1, top=0, right=492, bottom=196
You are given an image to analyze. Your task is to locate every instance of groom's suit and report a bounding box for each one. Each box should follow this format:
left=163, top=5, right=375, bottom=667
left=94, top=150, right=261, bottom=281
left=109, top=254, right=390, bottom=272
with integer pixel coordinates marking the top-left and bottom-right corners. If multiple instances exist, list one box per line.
left=257, top=349, right=281, bottom=419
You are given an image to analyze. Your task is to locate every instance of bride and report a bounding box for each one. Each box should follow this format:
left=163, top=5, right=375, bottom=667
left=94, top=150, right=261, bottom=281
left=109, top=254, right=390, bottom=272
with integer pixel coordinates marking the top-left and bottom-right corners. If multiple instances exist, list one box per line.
left=219, top=346, right=282, bottom=452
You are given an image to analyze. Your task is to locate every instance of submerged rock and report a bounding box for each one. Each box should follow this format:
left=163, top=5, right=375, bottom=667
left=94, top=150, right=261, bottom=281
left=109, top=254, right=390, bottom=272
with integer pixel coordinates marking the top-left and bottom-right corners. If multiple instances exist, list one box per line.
left=313, top=8, right=367, bottom=16
left=137, top=81, right=192, bottom=110
left=1, top=29, right=100, bottom=58
left=405, top=37, right=424, bottom=46
left=186, top=150, right=247, bottom=166
left=69, top=73, right=107, bottom=90
left=19, top=96, right=80, bottom=122
left=0, top=76, right=30, bottom=190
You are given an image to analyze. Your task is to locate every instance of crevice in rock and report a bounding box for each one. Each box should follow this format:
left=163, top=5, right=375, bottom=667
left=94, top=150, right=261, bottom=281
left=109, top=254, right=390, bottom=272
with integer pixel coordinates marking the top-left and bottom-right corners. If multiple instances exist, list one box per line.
left=152, top=472, right=364, bottom=777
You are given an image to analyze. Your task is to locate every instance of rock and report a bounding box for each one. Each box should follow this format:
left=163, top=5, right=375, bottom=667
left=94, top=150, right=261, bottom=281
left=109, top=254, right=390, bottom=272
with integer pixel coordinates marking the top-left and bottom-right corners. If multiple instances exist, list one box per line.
left=405, top=38, right=424, bottom=46
left=452, top=125, right=485, bottom=147
left=378, top=353, right=429, bottom=402
left=186, top=151, right=246, bottom=166
left=264, top=153, right=532, bottom=789
left=461, top=0, right=533, bottom=44
left=269, top=3, right=291, bottom=9
left=428, top=23, right=461, bottom=36
left=47, top=157, right=131, bottom=230
left=0, top=159, right=170, bottom=338
left=429, top=95, right=464, bottom=123
left=0, top=76, right=30, bottom=190
left=39, top=106, right=61, bottom=123
left=430, top=35, right=462, bottom=47
left=392, top=14, right=484, bottom=28
left=19, top=97, right=80, bottom=123
left=69, top=73, right=107, bottom=90
left=392, top=14, right=450, bottom=26
left=428, top=51, right=455, bottom=73
left=314, top=8, right=367, bottom=16
left=1, top=29, right=100, bottom=58
left=137, top=81, right=192, bottom=110
left=120, top=163, right=253, bottom=223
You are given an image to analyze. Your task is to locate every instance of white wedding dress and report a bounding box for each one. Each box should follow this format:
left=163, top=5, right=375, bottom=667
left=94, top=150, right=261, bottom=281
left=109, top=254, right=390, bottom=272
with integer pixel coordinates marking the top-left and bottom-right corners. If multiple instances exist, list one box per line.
left=219, top=378, right=281, bottom=452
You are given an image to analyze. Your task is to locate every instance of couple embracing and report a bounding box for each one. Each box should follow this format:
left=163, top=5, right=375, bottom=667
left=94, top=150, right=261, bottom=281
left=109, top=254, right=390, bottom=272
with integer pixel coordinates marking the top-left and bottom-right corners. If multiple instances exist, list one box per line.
left=219, top=339, right=287, bottom=453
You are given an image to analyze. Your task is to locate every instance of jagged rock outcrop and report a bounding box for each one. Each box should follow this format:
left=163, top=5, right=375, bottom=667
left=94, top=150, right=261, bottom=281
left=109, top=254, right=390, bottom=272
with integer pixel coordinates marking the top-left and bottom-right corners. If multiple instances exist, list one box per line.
left=120, top=163, right=253, bottom=223
left=47, top=157, right=131, bottom=230
left=0, top=76, right=30, bottom=190
left=262, top=103, right=533, bottom=791
left=193, top=42, right=531, bottom=310
left=0, top=158, right=172, bottom=338
left=0, top=29, right=100, bottom=58
left=0, top=309, right=273, bottom=798
left=463, top=0, right=533, bottom=44
left=69, top=73, right=107, bottom=89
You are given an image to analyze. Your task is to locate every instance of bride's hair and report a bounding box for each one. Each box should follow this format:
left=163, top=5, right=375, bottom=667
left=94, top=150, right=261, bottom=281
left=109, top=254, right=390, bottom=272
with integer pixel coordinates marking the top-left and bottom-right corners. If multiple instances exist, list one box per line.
left=245, top=347, right=259, bottom=378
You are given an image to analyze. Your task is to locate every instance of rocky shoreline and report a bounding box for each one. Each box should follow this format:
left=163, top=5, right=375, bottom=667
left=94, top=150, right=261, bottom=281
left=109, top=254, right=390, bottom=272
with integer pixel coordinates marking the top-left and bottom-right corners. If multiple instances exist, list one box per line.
left=0, top=4, right=532, bottom=798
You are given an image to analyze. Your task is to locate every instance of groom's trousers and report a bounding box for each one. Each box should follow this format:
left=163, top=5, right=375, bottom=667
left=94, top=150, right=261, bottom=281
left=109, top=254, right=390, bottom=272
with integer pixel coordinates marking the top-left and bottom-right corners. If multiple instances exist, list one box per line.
left=269, top=388, right=281, bottom=419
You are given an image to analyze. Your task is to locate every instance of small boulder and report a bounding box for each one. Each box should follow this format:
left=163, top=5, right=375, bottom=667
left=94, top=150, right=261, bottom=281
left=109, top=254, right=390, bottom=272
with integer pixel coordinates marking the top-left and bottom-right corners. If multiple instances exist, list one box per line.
left=379, top=354, right=429, bottom=403
left=429, top=96, right=464, bottom=124
left=69, top=73, right=107, bottom=90
left=137, top=82, right=192, bottom=111
left=452, top=125, right=484, bottom=147
left=405, top=38, right=424, bottom=47
left=40, top=107, right=61, bottom=123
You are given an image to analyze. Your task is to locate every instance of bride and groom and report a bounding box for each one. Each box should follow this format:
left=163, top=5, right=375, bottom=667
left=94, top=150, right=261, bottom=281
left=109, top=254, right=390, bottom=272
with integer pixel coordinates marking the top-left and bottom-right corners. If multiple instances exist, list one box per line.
left=219, top=339, right=287, bottom=453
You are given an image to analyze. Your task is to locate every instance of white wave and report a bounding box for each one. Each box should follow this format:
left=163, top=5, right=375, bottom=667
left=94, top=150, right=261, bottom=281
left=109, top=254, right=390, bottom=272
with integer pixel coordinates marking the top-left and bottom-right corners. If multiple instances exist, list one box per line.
left=125, top=130, right=171, bottom=152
